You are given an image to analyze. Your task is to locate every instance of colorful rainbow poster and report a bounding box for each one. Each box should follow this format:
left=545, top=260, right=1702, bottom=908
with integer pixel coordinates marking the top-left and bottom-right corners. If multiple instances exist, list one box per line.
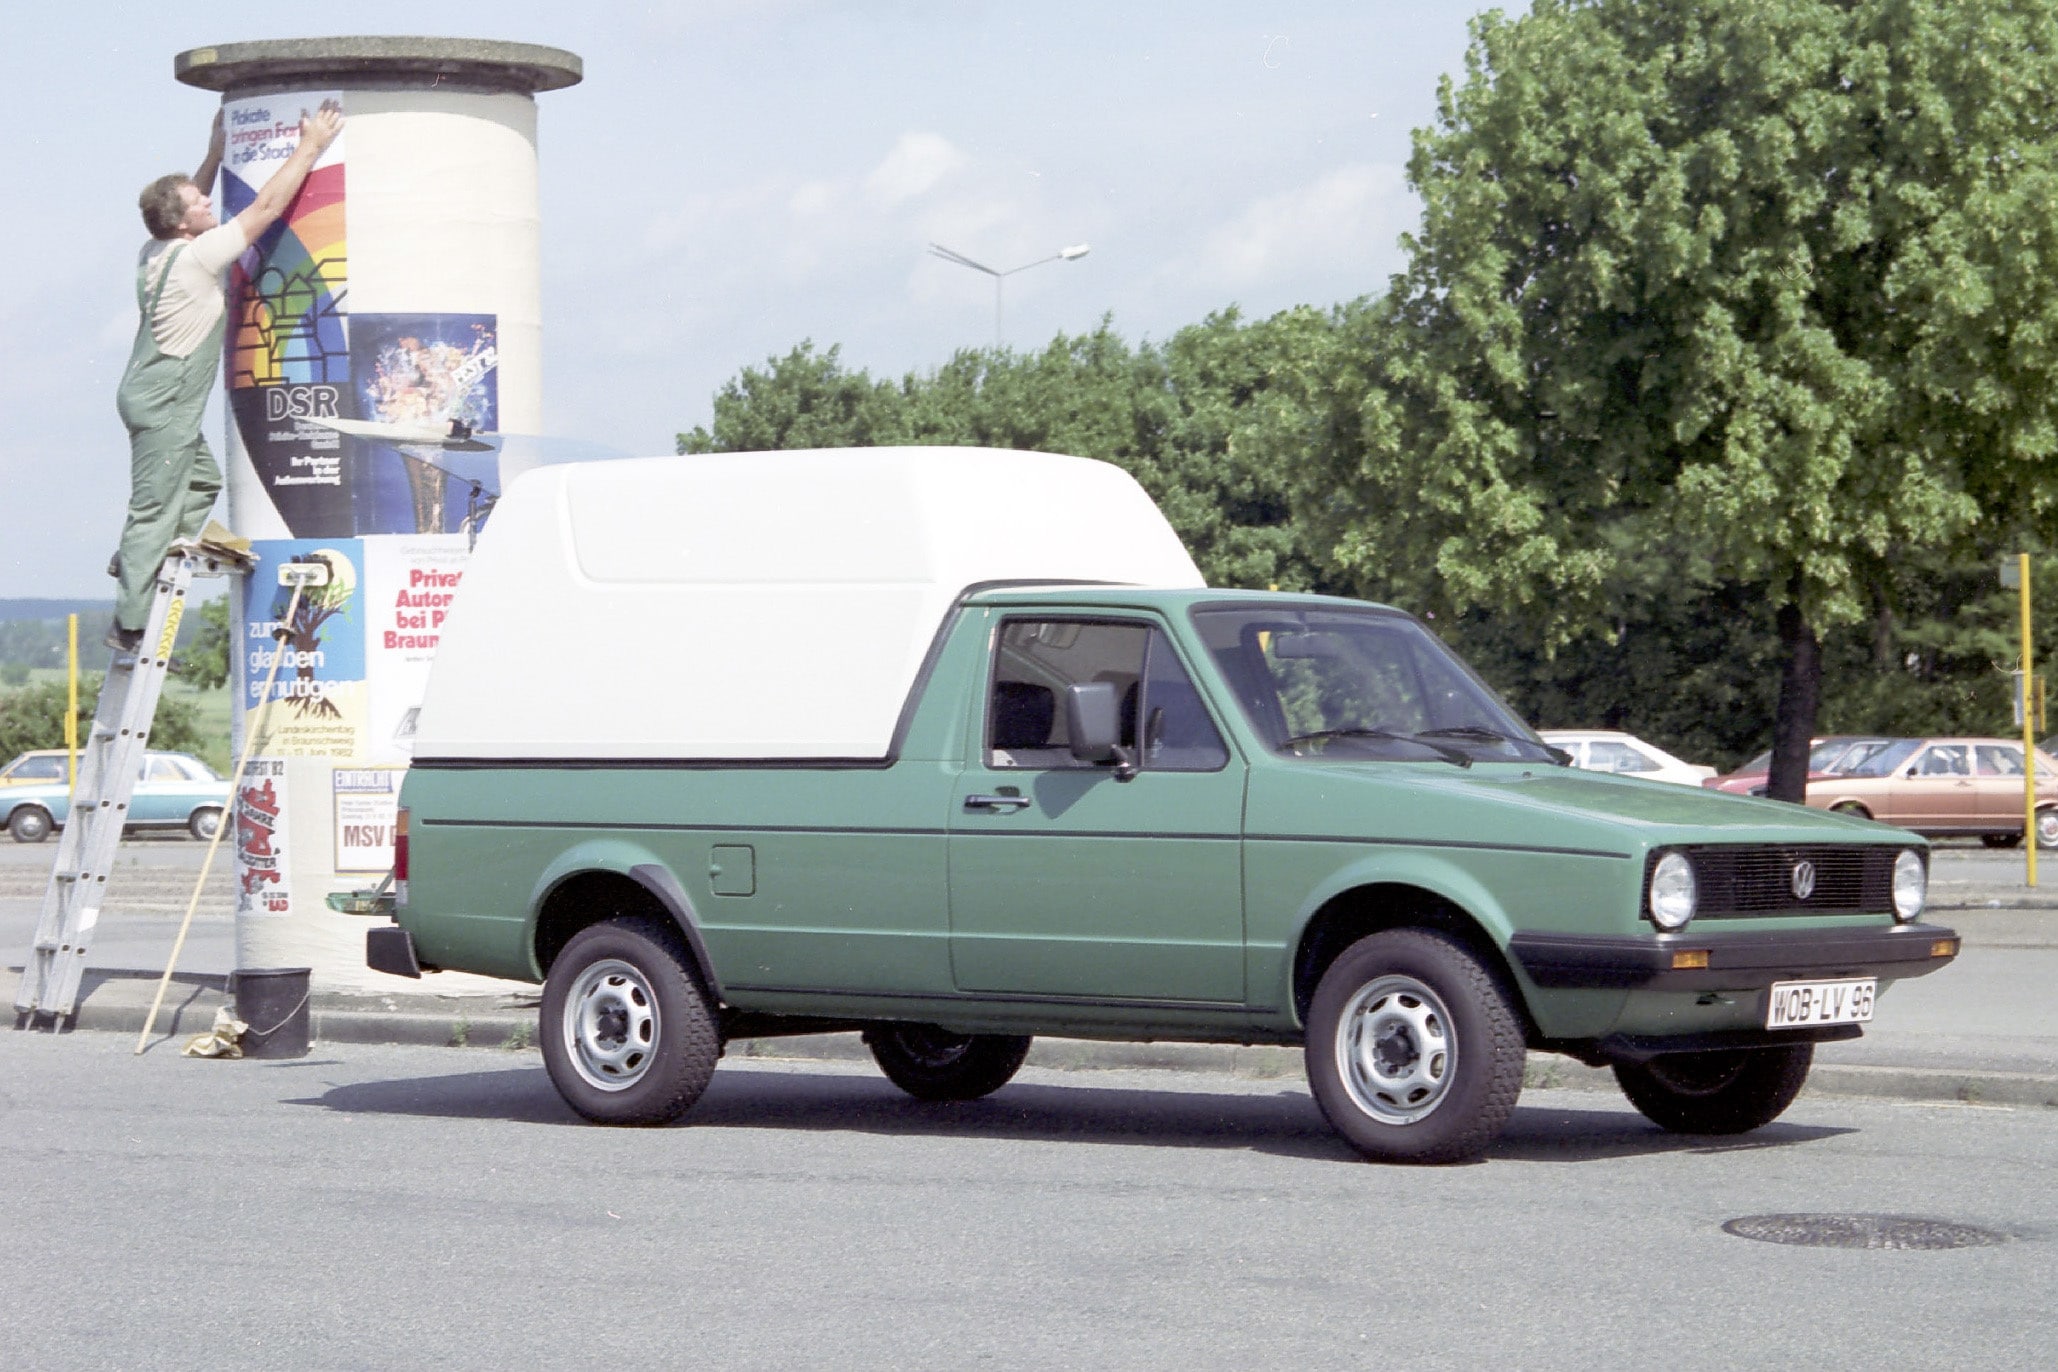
left=221, top=91, right=352, bottom=537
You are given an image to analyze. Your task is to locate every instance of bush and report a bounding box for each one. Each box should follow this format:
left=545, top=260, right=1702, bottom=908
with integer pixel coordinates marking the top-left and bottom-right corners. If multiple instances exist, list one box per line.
left=0, top=677, right=209, bottom=765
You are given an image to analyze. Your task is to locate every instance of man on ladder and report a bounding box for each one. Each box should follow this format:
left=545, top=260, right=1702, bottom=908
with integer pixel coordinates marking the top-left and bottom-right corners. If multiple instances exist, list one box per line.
left=108, top=99, right=343, bottom=653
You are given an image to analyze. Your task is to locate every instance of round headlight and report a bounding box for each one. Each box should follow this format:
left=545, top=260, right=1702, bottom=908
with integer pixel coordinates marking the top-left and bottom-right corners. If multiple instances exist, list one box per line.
left=1892, top=849, right=1926, bottom=923
left=1649, top=851, right=1697, bottom=930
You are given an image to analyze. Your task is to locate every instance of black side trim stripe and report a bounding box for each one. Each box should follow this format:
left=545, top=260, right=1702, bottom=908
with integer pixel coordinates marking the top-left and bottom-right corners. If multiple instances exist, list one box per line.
left=1249, top=833, right=1631, bottom=860
left=416, top=816, right=1626, bottom=859
left=726, top=982, right=1268, bottom=1013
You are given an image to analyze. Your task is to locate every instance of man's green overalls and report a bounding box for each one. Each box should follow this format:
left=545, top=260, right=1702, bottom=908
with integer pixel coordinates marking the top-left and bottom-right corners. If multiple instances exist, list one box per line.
left=113, top=243, right=225, bottom=632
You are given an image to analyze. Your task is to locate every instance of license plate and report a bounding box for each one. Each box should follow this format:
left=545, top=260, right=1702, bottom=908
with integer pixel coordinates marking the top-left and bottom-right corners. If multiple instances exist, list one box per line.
left=1765, top=978, right=1876, bottom=1029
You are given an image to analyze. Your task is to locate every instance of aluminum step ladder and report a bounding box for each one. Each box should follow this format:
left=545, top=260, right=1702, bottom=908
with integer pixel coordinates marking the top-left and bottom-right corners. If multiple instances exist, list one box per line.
left=14, top=540, right=251, bottom=1027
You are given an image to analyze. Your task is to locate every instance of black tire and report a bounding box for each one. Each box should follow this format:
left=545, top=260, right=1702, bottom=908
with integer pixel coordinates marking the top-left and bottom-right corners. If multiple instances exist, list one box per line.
left=188, top=806, right=224, bottom=842
left=862, top=1023, right=1032, bottom=1101
left=1612, top=1043, right=1813, bottom=1134
left=540, top=916, right=720, bottom=1126
left=1303, top=929, right=1524, bottom=1164
left=1982, top=832, right=2022, bottom=850
left=8, top=807, right=53, bottom=844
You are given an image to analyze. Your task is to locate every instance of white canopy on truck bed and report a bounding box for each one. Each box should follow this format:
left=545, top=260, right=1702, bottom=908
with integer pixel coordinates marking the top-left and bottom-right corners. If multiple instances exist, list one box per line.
left=411, top=447, right=1207, bottom=760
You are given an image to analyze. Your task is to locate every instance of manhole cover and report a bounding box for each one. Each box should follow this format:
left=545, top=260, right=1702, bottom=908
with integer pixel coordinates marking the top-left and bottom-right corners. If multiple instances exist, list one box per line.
left=1723, top=1214, right=2007, bottom=1250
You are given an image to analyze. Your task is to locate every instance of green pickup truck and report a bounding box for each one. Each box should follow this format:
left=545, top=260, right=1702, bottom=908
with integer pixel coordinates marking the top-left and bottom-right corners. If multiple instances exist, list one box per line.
left=370, top=448, right=1958, bottom=1163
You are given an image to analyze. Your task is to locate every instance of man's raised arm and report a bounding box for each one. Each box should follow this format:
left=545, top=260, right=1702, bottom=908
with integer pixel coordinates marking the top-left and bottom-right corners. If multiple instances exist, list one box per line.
left=193, top=109, right=225, bottom=197
left=230, top=100, right=344, bottom=240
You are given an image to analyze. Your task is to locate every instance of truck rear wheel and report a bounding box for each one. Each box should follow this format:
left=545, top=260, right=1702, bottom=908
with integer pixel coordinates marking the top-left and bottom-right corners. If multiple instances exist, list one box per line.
left=1612, top=1043, right=1812, bottom=1135
left=541, top=916, right=720, bottom=1126
left=1303, top=929, right=1524, bottom=1164
left=863, top=1023, right=1031, bottom=1101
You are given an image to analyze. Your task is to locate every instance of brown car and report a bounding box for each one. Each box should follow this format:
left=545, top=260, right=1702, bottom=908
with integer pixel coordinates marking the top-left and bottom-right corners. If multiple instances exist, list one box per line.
left=1804, top=737, right=2058, bottom=848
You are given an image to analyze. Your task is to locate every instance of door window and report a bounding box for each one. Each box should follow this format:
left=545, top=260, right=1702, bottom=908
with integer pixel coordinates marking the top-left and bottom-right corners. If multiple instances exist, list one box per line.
left=1976, top=745, right=2025, bottom=777
left=986, top=620, right=1228, bottom=772
left=1916, top=745, right=1970, bottom=777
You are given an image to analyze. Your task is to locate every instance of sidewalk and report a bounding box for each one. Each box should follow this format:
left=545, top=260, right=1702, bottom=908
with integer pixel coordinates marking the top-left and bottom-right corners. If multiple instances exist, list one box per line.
left=6, top=860, right=2055, bottom=1110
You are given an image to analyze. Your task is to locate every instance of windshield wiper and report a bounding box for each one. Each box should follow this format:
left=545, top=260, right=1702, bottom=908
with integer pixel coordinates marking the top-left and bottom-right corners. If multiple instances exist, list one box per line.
left=1415, top=726, right=1572, bottom=765
left=1277, top=727, right=1472, bottom=767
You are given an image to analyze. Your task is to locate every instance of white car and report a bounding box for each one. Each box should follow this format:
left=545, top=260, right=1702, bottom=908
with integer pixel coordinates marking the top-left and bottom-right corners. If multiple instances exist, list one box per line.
left=1538, top=730, right=1717, bottom=787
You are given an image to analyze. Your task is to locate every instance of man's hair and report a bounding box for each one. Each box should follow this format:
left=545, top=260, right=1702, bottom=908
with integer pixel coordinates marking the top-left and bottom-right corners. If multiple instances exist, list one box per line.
left=138, top=174, right=195, bottom=240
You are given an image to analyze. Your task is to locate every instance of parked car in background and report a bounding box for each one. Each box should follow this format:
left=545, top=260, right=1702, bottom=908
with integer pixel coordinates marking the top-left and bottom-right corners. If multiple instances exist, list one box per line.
left=1, top=749, right=73, bottom=787
left=1703, top=736, right=1897, bottom=796
left=1802, top=737, right=2058, bottom=848
left=0, top=751, right=229, bottom=844
left=1538, top=730, right=1715, bottom=786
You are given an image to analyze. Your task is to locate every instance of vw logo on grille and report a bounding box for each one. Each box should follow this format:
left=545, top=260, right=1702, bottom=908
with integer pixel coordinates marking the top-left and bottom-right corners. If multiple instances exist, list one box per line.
left=1791, top=860, right=1817, bottom=901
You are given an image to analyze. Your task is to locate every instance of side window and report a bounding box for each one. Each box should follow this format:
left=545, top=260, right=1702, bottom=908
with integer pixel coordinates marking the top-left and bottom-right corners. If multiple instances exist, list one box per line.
left=1139, top=630, right=1229, bottom=772
left=988, top=620, right=1148, bottom=769
left=146, top=756, right=184, bottom=782
left=1589, top=740, right=1656, bottom=773
left=13, top=756, right=65, bottom=782
left=1917, top=745, right=1968, bottom=777
left=1977, top=745, right=2024, bottom=777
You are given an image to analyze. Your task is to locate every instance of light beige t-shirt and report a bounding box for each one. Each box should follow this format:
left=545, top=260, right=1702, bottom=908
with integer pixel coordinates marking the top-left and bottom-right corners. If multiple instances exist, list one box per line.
left=135, top=220, right=249, bottom=359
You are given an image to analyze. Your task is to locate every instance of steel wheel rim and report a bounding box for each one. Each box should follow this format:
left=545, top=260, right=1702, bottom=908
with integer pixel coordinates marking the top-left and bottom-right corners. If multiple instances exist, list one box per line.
left=1335, top=974, right=1457, bottom=1125
left=2039, top=811, right=2058, bottom=847
left=192, top=809, right=221, bottom=839
left=562, top=958, right=660, bottom=1092
left=894, top=1025, right=974, bottom=1068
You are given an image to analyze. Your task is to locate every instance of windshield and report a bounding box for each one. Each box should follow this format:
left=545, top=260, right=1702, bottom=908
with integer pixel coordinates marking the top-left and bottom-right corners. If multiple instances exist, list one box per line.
left=1190, top=604, right=1557, bottom=763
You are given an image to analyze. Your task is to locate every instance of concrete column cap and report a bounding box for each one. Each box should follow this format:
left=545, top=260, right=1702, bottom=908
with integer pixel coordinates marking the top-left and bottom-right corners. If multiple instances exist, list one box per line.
left=175, top=37, right=583, bottom=94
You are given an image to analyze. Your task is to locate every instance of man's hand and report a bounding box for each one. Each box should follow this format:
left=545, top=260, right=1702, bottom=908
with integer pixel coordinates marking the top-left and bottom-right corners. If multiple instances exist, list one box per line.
left=299, top=99, right=344, bottom=155
left=193, top=108, right=226, bottom=192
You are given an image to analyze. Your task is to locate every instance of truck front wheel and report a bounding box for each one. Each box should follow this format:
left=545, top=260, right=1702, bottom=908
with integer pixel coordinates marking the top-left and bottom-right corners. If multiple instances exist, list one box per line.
left=863, top=1023, right=1031, bottom=1101
left=1304, top=929, right=1525, bottom=1164
left=541, top=917, right=720, bottom=1126
left=1612, top=1043, right=1812, bottom=1135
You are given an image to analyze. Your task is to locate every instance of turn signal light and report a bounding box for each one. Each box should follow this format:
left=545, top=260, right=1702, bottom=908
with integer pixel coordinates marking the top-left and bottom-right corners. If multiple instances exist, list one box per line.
left=1670, top=949, right=1710, bottom=970
left=1931, top=938, right=1959, bottom=958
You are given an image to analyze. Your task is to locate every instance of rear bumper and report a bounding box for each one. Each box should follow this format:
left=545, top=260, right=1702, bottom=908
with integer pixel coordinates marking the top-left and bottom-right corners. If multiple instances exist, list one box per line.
left=1509, top=922, right=1959, bottom=992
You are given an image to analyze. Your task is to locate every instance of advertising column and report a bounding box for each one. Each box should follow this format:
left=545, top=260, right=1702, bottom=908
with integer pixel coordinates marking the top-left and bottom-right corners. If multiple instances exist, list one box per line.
left=179, top=39, right=581, bottom=992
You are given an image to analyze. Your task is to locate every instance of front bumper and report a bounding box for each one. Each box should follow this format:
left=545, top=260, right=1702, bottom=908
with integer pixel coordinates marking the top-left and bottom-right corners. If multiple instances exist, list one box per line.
left=1509, top=921, right=1960, bottom=992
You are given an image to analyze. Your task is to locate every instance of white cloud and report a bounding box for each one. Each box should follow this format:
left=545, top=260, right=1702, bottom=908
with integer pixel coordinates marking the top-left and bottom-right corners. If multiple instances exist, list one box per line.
left=864, top=132, right=967, bottom=208
left=1179, top=163, right=1408, bottom=289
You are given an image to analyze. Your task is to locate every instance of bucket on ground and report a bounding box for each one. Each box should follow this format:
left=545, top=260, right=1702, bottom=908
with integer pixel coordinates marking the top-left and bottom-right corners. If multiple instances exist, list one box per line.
left=233, top=967, right=312, bottom=1058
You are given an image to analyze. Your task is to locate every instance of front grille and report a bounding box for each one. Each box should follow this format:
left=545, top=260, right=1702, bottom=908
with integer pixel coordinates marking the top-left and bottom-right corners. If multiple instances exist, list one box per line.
left=1649, top=845, right=1900, bottom=918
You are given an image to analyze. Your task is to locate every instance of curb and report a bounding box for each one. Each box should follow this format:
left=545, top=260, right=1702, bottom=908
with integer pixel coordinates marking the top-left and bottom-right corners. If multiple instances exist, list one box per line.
left=26, top=983, right=2052, bottom=1111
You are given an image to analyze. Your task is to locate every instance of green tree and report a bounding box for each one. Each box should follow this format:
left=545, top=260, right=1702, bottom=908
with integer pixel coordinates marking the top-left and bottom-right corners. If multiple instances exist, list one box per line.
left=180, top=595, right=234, bottom=692
left=1292, top=0, right=2058, bottom=799
left=0, top=677, right=208, bottom=766
left=679, top=313, right=1336, bottom=593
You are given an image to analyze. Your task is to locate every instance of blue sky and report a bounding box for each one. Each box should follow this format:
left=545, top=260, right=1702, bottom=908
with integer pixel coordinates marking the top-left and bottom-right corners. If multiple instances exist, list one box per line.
left=0, top=2, right=1502, bottom=598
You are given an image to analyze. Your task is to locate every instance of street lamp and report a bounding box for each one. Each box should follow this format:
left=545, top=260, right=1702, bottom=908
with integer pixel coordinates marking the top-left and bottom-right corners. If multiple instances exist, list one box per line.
left=926, top=241, right=1090, bottom=347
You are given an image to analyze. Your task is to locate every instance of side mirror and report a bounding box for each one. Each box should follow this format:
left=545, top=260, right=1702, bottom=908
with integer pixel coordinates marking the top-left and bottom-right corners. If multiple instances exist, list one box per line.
left=1065, top=682, right=1137, bottom=780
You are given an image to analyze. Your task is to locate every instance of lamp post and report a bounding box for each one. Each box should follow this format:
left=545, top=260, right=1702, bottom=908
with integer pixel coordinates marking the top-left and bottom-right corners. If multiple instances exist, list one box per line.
left=927, top=241, right=1090, bottom=347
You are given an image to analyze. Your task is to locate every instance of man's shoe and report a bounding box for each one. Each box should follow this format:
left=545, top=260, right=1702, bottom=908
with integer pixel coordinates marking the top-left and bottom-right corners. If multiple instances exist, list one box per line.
left=106, top=552, right=121, bottom=578
left=104, top=626, right=144, bottom=655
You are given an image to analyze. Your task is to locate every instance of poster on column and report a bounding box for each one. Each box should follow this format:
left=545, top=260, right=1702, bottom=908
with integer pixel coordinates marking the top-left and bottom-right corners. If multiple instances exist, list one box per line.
left=221, top=90, right=352, bottom=538
left=240, top=540, right=367, bottom=758
left=333, top=768, right=402, bottom=873
left=347, top=314, right=501, bottom=537
left=362, top=535, right=470, bottom=763
left=235, top=758, right=293, bottom=916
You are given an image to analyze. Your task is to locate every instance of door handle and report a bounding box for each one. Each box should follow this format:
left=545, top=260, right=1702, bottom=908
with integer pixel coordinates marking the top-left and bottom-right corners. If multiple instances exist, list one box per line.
left=964, top=794, right=1031, bottom=812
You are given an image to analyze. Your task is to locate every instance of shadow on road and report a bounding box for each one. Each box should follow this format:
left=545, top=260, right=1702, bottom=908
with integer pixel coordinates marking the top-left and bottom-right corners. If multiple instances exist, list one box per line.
left=285, top=1061, right=1855, bottom=1163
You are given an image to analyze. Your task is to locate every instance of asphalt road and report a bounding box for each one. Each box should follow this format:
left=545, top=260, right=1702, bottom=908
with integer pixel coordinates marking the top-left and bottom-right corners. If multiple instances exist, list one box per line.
left=0, top=1033, right=2050, bottom=1370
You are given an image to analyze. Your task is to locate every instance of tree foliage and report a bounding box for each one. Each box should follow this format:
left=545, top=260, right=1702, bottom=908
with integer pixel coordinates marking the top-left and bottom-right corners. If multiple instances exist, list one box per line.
left=1288, top=0, right=2058, bottom=795
left=680, top=315, right=1337, bottom=592
left=0, top=677, right=208, bottom=766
